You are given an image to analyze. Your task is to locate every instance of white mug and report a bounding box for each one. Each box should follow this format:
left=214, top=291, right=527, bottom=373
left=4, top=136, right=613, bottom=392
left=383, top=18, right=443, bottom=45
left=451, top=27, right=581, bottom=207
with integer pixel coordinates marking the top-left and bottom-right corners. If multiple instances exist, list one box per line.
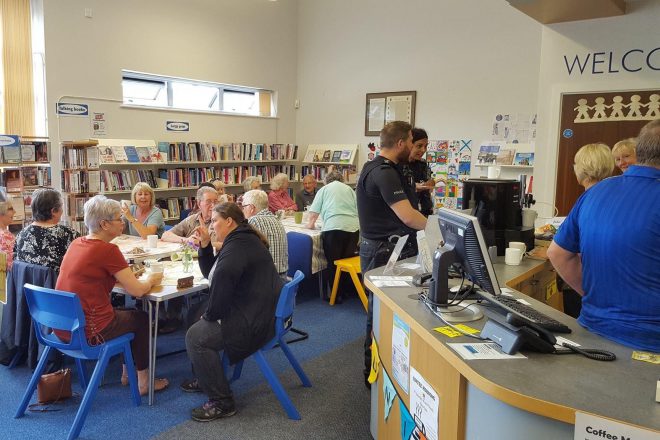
left=522, top=208, right=538, bottom=228
left=505, top=247, right=523, bottom=265
left=149, top=262, right=164, bottom=273
left=487, top=167, right=501, bottom=179
left=146, top=234, right=158, bottom=249
left=509, top=241, right=527, bottom=254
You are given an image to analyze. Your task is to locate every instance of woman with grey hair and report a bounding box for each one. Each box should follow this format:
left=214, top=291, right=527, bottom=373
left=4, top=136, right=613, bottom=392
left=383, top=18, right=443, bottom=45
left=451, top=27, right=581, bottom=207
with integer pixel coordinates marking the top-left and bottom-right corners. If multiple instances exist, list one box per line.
left=267, top=173, right=297, bottom=213
left=235, top=176, right=262, bottom=206
left=56, top=195, right=168, bottom=395
left=306, top=170, right=359, bottom=302
left=0, top=199, right=16, bottom=269
left=15, top=188, right=79, bottom=270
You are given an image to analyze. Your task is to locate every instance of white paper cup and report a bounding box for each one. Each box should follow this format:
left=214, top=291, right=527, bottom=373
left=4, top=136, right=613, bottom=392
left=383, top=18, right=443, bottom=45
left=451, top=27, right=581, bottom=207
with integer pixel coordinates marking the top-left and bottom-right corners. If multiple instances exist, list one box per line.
left=487, top=167, right=501, bottom=179
left=149, top=262, right=164, bottom=273
left=509, top=241, right=527, bottom=254
left=147, top=234, right=158, bottom=249
left=505, top=247, right=523, bottom=265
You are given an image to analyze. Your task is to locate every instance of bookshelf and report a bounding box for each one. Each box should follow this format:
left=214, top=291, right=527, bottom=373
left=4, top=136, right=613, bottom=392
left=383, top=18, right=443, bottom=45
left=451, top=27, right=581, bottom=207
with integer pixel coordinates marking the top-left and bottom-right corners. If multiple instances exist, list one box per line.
left=60, top=138, right=299, bottom=233
left=300, top=144, right=359, bottom=184
left=0, top=136, right=52, bottom=231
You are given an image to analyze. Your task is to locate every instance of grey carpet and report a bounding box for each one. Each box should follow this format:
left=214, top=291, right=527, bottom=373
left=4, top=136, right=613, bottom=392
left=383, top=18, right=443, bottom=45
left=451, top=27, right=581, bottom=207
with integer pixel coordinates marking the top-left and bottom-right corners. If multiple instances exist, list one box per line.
left=155, top=338, right=372, bottom=440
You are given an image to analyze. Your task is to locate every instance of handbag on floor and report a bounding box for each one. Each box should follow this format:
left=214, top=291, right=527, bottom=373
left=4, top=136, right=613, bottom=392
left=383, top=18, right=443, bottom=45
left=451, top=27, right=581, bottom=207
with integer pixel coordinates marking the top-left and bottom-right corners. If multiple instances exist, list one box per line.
left=28, top=368, right=73, bottom=411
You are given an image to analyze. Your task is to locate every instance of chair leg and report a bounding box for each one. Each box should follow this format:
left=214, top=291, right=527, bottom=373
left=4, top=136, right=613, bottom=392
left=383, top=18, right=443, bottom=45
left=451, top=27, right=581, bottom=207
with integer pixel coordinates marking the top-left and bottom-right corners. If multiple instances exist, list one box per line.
left=75, top=358, right=88, bottom=390
left=14, top=346, right=52, bottom=418
left=253, top=350, right=301, bottom=420
left=348, top=269, right=369, bottom=312
left=68, top=350, right=111, bottom=440
left=329, top=267, right=343, bottom=305
left=8, top=347, right=25, bottom=369
left=122, top=344, right=141, bottom=407
left=278, top=340, right=312, bottom=387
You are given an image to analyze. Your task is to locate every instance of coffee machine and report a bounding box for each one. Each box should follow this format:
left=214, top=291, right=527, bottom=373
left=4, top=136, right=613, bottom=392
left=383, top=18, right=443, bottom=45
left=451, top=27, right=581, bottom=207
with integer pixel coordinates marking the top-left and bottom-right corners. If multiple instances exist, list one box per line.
left=462, top=179, right=534, bottom=255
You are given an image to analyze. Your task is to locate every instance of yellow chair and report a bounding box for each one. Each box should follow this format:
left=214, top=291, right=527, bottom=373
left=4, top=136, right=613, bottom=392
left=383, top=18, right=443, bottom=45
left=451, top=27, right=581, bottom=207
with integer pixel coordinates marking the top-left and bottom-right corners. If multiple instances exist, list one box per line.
left=329, top=256, right=368, bottom=312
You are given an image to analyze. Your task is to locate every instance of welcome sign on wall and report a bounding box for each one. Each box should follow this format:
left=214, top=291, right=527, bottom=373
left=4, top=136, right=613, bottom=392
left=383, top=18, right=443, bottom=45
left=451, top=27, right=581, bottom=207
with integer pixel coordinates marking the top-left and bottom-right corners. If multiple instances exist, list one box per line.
left=563, top=46, right=659, bottom=76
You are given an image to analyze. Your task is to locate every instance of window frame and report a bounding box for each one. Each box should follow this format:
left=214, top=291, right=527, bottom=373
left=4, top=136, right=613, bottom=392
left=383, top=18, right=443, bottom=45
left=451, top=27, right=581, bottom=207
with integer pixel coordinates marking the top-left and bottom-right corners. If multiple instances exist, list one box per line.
left=121, top=70, right=275, bottom=118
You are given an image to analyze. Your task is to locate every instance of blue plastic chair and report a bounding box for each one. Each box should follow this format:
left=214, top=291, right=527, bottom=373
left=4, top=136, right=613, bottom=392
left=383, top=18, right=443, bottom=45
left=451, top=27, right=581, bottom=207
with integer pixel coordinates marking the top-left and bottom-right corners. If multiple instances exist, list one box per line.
left=15, top=284, right=141, bottom=440
left=223, top=270, right=312, bottom=420
left=286, top=231, right=324, bottom=297
left=179, top=208, right=192, bottom=221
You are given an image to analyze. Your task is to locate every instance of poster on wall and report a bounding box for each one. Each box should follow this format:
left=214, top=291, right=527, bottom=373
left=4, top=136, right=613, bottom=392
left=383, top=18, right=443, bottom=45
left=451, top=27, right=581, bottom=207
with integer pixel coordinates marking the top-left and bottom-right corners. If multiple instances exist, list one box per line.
left=391, top=314, right=411, bottom=394
left=491, top=113, right=537, bottom=143
left=426, top=139, right=472, bottom=210
left=91, top=112, right=107, bottom=137
left=410, top=367, right=439, bottom=440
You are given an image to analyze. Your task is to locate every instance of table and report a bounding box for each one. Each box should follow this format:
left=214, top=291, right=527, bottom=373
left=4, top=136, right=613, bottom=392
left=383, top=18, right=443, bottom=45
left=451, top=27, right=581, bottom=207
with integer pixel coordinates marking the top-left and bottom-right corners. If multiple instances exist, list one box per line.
left=366, top=258, right=660, bottom=439
left=281, top=218, right=327, bottom=274
left=112, top=234, right=182, bottom=262
left=113, top=260, right=208, bottom=405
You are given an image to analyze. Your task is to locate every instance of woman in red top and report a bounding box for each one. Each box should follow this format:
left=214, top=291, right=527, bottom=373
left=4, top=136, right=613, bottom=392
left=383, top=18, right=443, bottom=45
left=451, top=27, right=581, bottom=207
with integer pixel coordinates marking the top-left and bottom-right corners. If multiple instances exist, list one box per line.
left=267, top=172, right=297, bottom=213
left=56, top=195, right=168, bottom=395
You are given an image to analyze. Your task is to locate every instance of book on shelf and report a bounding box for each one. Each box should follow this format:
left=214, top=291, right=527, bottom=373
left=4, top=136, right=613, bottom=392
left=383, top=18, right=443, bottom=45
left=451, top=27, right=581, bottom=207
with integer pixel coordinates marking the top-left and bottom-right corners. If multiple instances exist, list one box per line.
left=477, top=143, right=500, bottom=165
left=124, top=146, right=140, bottom=163
left=98, top=146, right=115, bottom=164
left=37, top=166, right=51, bottom=187
left=303, top=148, right=315, bottom=163
left=22, top=167, right=39, bottom=187
left=87, top=146, right=99, bottom=168
left=313, top=150, right=324, bottom=162
left=331, top=151, right=342, bottom=163
left=495, top=149, right=516, bottom=165
left=8, top=194, right=25, bottom=220
left=88, top=170, right=101, bottom=193
left=513, top=152, right=534, bottom=166
left=21, top=144, right=36, bottom=162
left=35, top=143, right=49, bottom=162
left=111, top=146, right=128, bottom=163
left=136, top=146, right=152, bottom=163
left=148, top=145, right=165, bottom=163
left=322, top=150, right=332, bottom=162
left=5, top=168, right=22, bottom=192
left=3, top=146, right=21, bottom=163
left=339, top=149, right=353, bottom=164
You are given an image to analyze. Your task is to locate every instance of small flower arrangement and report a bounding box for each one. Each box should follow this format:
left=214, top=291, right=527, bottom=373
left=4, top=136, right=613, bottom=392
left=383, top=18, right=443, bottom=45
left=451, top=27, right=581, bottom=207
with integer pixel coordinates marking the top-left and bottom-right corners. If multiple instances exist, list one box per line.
left=175, top=240, right=198, bottom=273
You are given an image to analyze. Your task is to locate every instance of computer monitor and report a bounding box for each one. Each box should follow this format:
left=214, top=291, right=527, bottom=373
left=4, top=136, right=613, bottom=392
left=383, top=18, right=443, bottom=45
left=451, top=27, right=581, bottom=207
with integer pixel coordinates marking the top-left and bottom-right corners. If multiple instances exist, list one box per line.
left=429, top=208, right=501, bottom=307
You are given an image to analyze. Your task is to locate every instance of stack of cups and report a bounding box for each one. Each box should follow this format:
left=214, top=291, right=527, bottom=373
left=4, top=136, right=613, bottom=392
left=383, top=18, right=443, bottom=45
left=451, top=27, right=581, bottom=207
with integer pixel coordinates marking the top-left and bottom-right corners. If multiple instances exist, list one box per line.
left=505, top=241, right=527, bottom=266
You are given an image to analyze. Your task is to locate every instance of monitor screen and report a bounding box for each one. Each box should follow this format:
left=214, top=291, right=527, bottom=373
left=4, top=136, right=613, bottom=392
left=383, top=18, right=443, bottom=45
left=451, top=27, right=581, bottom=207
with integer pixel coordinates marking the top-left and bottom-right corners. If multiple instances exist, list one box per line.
left=429, top=208, right=502, bottom=305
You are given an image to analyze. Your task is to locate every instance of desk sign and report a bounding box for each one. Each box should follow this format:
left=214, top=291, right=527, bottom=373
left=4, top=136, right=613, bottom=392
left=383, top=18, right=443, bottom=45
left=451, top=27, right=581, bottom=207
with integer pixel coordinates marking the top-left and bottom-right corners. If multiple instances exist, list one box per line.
left=574, top=412, right=658, bottom=440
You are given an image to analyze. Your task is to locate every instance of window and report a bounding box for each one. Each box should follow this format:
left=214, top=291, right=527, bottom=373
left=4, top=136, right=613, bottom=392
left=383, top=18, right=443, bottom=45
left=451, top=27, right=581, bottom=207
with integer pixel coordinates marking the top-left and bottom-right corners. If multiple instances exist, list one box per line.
left=121, top=70, right=274, bottom=117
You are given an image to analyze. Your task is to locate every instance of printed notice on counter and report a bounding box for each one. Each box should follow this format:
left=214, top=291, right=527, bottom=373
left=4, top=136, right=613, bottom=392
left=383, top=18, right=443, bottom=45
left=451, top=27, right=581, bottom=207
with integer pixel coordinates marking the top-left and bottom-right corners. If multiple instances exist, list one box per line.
left=410, top=367, right=439, bottom=440
left=392, top=314, right=411, bottom=394
left=447, top=342, right=526, bottom=360
left=574, top=412, right=659, bottom=440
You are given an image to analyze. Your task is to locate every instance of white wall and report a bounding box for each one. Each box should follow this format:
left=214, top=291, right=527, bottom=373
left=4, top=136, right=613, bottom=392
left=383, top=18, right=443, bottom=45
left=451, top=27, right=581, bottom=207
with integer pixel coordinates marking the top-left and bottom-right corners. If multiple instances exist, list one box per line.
left=534, top=0, right=660, bottom=217
left=44, top=0, right=299, bottom=185
left=295, top=0, right=542, bottom=169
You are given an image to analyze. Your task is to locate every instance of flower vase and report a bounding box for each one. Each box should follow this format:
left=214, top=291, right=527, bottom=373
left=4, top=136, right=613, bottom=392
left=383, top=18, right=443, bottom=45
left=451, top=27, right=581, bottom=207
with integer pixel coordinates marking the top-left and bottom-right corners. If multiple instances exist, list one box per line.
left=182, top=251, right=193, bottom=273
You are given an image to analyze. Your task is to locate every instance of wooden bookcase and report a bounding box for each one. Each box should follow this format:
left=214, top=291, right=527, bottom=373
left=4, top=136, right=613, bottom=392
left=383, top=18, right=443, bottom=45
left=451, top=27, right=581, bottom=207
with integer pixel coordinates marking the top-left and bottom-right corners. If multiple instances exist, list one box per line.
left=60, top=138, right=299, bottom=234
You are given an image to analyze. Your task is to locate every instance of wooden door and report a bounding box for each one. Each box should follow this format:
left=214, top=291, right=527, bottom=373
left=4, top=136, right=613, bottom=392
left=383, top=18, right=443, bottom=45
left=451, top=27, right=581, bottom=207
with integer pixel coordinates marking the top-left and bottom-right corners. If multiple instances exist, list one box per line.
left=555, top=90, right=659, bottom=215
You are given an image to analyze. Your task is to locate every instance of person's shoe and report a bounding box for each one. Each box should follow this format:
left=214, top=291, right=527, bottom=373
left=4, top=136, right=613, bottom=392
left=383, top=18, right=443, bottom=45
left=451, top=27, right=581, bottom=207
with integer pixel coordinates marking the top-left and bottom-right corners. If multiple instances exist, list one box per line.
left=180, top=378, right=202, bottom=393
left=191, top=400, right=236, bottom=422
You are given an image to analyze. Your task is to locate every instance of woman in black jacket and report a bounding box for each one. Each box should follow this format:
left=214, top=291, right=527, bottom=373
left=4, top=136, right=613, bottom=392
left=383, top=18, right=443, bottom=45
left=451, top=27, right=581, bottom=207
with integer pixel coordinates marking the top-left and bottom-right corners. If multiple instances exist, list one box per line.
left=183, top=202, right=283, bottom=422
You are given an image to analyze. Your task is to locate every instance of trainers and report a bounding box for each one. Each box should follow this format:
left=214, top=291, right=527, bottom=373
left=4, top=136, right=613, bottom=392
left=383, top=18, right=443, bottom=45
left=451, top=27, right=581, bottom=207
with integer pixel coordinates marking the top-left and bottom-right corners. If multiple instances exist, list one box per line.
left=180, top=378, right=202, bottom=393
left=191, top=400, right=236, bottom=422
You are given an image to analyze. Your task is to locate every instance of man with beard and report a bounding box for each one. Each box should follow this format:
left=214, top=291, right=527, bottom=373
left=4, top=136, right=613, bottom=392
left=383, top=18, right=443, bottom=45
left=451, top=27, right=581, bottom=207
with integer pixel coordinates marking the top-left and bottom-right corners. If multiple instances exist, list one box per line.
left=356, top=121, right=428, bottom=388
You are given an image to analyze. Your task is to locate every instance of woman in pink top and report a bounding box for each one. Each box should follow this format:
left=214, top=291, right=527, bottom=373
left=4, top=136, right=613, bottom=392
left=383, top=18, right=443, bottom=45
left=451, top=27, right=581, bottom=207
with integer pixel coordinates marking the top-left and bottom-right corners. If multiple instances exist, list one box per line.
left=267, top=173, right=297, bottom=213
left=0, top=199, right=16, bottom=269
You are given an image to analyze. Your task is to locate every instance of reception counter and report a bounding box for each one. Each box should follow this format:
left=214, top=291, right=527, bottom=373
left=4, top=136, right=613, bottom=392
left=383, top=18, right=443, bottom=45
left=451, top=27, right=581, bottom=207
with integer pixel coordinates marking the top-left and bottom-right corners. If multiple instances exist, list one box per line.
left=367, top=257, right=660, bottom=439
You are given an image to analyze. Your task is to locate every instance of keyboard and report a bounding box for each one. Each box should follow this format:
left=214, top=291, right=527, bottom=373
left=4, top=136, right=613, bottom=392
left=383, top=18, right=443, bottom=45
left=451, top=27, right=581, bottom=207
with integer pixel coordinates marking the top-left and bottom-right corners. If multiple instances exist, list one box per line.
left=488, top=295, right=572, bottom=334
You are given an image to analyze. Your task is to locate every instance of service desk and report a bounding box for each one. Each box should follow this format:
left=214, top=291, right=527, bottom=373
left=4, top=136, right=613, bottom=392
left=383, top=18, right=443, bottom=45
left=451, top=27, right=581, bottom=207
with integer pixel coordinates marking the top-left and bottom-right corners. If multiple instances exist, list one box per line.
left=367, top=258, right=659, bottom=439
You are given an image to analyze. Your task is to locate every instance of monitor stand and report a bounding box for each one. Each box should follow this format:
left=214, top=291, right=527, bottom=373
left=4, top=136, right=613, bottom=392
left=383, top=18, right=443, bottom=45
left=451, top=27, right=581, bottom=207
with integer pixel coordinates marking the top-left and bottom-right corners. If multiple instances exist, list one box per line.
left=437, top=303, right=484, bottom=323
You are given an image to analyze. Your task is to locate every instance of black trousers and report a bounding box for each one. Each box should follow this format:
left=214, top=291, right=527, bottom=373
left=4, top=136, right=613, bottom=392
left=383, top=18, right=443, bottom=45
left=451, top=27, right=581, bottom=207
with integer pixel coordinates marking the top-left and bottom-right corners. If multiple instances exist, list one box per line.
left=321, top=230, right=360, bottom=298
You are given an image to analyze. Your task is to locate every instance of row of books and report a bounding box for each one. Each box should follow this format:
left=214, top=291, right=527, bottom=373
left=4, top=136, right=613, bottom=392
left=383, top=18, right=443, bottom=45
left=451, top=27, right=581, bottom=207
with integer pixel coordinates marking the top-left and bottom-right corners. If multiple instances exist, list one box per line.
left=477, top=144, right=535, bottom=166
left=0, top=143, right=49, bottom=164
left=300, top=164, right=358, bottom=183
left=0, top=167, right=51, bottom=192
left=162, top=142, right=299, bottom=162
left=302, top=148, right=355, bottom=164
left=61, top=165, right=299, bottom=194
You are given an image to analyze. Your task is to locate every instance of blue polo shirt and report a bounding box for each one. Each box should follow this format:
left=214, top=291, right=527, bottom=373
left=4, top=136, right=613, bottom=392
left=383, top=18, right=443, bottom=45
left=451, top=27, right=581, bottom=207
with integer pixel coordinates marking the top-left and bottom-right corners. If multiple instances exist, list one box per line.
left=553, top=165, right=660, bottom=352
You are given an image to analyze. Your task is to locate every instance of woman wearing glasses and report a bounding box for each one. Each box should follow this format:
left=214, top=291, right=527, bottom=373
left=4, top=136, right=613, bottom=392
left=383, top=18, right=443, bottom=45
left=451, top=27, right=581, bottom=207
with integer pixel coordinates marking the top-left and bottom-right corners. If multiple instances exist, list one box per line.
left=56, top=195, right=168, bottom=396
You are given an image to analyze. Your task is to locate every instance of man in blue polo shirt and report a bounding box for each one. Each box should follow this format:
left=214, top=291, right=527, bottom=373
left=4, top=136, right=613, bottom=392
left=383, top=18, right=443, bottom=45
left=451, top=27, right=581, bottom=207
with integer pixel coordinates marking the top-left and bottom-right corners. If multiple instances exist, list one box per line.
left=548, top=119, right=660, bottom=352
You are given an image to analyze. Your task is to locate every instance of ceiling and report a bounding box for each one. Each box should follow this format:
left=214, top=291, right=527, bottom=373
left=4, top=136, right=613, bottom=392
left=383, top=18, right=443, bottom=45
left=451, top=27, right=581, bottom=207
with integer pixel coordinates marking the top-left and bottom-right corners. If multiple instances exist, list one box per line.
left=507, top=0, right=626, bottom=24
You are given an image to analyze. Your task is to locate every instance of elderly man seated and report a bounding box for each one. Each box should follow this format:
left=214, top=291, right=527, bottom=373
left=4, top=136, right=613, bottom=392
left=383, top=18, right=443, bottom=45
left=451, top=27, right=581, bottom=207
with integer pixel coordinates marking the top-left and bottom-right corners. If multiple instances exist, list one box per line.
left=159, top=186, right=218, bottom=333
left=241, top=189, right=288, bottom=278
left=295, top=174, right=318, bottom=212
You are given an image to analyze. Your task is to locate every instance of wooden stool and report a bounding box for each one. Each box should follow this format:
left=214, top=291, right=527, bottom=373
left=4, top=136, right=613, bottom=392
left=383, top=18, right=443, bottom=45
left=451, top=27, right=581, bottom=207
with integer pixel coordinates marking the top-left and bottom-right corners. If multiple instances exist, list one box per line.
left=329, top=256, right=368, bottom=312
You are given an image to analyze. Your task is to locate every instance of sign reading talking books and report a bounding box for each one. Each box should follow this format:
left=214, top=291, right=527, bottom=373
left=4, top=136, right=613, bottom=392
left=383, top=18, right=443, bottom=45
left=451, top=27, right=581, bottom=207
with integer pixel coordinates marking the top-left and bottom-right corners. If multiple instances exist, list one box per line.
left=56, top=102, right=89, bottom=117
left=166, top=121, right=190, bottom=132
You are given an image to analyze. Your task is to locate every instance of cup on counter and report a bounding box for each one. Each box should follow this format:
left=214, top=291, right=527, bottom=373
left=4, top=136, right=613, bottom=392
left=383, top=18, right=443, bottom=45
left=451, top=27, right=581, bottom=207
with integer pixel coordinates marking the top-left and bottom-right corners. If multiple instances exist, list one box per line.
left=508, top=241, right=527, bottom=254
left=294, top=211, right=304, bottom=224
left=149, top=262, right=164, bottom=273
left=522, top=208, right=538, bottom=228
left=146, top=234, right=158, bottom=249
left=505, top=247, right=523, bottom=266
left=487, top=166, right=501, bottom=179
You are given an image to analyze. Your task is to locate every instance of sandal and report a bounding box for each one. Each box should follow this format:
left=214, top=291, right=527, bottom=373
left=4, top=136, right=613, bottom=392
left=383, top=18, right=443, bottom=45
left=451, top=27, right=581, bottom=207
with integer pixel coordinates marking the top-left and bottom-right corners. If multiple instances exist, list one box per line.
left=139, top=378, right=169, bottom=396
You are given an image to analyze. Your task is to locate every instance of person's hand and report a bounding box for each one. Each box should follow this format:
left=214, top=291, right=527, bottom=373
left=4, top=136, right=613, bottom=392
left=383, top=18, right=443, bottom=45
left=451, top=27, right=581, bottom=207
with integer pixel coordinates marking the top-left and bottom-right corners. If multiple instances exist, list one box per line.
left=121, top=205, right=136, bottom=223
left=147, top=272, right=163, bottom=287
left=193, top=217, right=211, bottom=248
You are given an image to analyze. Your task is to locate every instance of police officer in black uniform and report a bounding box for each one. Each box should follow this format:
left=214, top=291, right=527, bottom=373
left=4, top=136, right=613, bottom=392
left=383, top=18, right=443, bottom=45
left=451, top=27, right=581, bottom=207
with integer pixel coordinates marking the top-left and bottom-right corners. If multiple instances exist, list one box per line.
left=357, top=121, right=428, bottom=388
